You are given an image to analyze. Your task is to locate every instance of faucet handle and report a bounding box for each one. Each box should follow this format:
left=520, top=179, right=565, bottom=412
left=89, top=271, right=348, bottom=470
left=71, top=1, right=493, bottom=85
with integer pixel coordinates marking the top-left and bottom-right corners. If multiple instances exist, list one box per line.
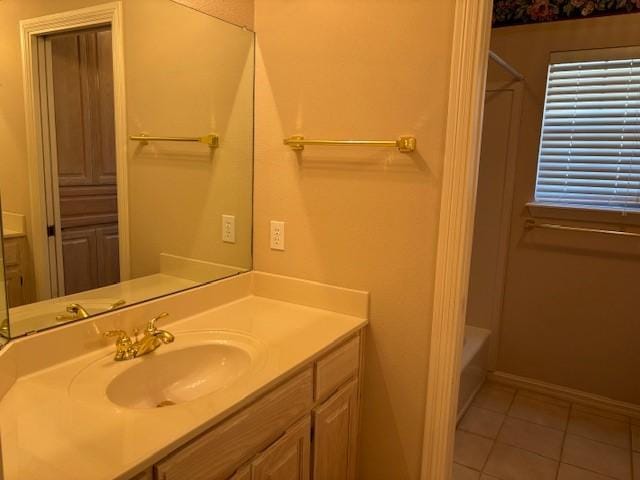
left=103, top=329, right=131, bottom=343
left=108, top=299, right=126, bottom=311
left=146, top=312, right=169, bottom=334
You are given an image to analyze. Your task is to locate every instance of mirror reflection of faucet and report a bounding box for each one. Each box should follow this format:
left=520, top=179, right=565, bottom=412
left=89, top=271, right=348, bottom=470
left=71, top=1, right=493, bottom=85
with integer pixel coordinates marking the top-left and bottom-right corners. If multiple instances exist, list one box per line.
left=55, top=303, right=91, bottom=322
left=55, top=299, right=126, bottom=323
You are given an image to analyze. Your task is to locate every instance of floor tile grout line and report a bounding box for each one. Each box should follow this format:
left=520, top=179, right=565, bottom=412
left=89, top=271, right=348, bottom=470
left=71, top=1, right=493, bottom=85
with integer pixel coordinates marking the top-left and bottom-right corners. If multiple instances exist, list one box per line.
left=562, top=400, right=632, bottom=480
left=468, top=402, right=511, bottom=417
left=478, top=383, right=518, bottom=475
left=630, top=420, right=635, bottom=480
left=506, top=412, right=567, bottom=433
left=507, top=389, right=573, bottom=434
left=457, top=426, right=501, bottom=442
left=457, top=406, right=506, bottom=441
left=493, top=437, right=563, bottom=463
left=471, top=384, right=517, bottom=416
left=564, top=431, right=632, bottom=451
left=459, top=384, right=637, bottom=480
left=560, top=459, right=621, bottom=480
left=555, top=403, right=572, bottom=480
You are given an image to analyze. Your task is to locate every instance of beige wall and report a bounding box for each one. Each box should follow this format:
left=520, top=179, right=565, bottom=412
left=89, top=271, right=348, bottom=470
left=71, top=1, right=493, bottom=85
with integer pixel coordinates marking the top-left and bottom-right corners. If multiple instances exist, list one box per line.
left=490, top=14, right=640, bottom=404
left=253, top=1, right=456, bottom=477
left=125, top=0, right=253, bottom=277
left=172, top=0, right=254, bottom=30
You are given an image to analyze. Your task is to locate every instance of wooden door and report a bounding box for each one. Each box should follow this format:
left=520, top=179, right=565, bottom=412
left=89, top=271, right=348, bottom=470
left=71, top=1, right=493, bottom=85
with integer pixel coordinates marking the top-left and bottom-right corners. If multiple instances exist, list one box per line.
left=251, top=417, right=311, bottom=480
left=48, top=27, right=119, bottom=295
left=312, top=380, right=358, bottom=480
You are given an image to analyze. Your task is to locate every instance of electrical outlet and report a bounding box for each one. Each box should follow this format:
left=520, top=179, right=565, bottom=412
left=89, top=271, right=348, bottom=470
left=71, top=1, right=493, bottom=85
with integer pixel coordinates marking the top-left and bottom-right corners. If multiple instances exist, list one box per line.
left=270, top=221, right=285, bottom=250
left=222, top=215, right=235, bottom=243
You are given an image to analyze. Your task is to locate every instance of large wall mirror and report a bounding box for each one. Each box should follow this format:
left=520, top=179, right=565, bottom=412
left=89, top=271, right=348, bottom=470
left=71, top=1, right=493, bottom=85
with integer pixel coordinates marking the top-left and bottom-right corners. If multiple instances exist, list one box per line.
left=0, top=0, right=254, bottom=339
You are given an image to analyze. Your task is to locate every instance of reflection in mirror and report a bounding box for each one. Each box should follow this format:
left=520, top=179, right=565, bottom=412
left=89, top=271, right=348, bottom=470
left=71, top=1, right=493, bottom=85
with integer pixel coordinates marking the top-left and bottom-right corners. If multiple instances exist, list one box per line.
left=0, top=200, right=9, bottom=340
left=0, top=1, right=254, bottom=338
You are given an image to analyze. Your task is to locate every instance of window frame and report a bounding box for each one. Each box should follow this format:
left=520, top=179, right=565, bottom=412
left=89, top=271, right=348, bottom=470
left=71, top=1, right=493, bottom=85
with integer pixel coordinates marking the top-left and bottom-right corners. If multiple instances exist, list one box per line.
left=530, top=45, right=640, bottom=221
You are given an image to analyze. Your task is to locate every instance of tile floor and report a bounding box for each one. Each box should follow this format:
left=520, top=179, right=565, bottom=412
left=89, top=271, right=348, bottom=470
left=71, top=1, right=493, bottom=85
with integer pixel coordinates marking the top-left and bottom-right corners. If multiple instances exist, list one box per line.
left=453, top=382, right=640, bottom=480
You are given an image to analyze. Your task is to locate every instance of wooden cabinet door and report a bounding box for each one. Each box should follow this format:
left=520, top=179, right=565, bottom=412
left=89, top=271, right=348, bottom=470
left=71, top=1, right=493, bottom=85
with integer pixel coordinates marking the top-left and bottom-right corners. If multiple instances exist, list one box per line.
left=251, top=416, right=310, bottom=480
left=61, top=227, right=98, bottom=294
left=128, top=469, right=152, bottom=480
left=96, top=224, right=120, bottom=287
left=4, top=266, right=24, bottom=308
left=228, top=464, right=251, bottom=480
left=312, top=379, right=358, bottom=480
left=155, top=370, right=313, bottom=480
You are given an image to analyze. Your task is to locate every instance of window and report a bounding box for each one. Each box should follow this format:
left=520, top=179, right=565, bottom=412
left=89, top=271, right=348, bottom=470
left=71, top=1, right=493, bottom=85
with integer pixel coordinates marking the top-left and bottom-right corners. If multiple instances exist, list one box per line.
left=534, top=47, right=640, bottom=211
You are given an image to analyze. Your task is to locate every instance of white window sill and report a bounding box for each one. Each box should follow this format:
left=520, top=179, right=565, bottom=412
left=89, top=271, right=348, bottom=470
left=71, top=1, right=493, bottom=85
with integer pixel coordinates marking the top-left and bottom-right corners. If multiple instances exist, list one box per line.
left=526, top=202, right=640, bottom=227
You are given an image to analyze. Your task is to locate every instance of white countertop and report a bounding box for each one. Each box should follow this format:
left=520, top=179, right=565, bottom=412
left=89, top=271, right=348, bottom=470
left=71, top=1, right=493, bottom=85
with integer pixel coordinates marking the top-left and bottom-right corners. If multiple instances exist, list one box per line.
left=0, top=294, right=366, bottom=480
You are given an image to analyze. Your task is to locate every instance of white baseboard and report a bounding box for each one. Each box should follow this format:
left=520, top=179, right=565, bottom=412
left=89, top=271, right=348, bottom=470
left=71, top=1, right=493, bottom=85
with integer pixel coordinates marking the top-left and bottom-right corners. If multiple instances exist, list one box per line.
left=489, top=371, right=640, bottom=422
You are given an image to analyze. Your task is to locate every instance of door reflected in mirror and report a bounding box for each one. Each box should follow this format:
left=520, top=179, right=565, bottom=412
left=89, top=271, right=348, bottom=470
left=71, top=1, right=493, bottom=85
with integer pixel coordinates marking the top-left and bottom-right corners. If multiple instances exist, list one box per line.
left=0, top=0, right=254, bottom=338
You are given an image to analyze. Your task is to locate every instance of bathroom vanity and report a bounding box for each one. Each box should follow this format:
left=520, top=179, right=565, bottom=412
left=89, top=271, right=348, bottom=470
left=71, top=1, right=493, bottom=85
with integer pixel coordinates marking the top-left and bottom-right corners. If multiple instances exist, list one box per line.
left=0, top=272, right=368, bottom=480
left=150, top=333, right=361, bottom=480
left=0, top=3, right=368, bottom=479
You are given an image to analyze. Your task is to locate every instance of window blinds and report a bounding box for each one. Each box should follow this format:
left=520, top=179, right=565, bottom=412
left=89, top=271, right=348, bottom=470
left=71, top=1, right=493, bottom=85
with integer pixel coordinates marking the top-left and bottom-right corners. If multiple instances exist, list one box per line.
left=535, top=56, right=640, bottom=210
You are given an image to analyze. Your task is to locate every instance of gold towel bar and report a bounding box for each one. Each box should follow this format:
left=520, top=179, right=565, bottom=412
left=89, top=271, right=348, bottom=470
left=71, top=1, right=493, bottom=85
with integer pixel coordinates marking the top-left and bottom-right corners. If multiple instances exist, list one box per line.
left=283, top=135, right=416, bottom=153
left=130, top=133, right=219, bottom=148
left=524, top=219, right=640, bottom=238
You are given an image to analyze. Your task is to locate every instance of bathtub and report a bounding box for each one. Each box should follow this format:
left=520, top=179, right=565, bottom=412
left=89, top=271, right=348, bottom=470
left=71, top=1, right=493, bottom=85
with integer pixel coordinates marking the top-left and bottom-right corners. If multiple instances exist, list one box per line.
left=457, top=325, right=491, bottom=422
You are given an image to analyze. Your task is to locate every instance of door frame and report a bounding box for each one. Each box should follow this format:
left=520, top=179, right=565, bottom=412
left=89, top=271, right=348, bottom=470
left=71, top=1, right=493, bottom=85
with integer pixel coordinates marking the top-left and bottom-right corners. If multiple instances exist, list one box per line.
left=420, top=0, right=493, bottom=478
left=20, top=1, right=130, bottom=301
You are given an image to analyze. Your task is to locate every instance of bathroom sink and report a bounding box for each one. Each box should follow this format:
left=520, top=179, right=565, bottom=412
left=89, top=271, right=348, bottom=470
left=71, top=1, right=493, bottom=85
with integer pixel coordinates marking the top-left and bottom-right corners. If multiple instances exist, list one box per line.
left=107, top=343, right=252, bottom=408
left=69, top=330, right=266, bottom=409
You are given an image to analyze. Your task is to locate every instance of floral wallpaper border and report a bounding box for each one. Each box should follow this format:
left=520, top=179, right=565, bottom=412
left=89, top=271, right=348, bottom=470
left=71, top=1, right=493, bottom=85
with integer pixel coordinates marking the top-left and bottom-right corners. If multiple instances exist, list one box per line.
left=493, top=0, right=640, bottom=27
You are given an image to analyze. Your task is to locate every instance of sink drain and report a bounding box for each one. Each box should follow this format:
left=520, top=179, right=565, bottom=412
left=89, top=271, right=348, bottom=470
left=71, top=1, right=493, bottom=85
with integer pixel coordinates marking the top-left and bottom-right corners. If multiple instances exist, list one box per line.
left=156, top=400, right=176, bottom=408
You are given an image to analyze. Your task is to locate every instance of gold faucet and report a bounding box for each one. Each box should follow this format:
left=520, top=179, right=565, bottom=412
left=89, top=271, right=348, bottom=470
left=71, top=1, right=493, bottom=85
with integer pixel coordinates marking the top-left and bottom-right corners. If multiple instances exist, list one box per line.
left=56, top=303, right=91, bottom=322
left=103, top=313, right=175, bottom=361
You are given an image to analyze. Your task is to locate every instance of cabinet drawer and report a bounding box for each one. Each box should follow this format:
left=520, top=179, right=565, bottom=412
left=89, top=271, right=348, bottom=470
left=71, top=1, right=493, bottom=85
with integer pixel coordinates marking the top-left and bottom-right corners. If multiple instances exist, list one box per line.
left=3, top=240, right=20, bottom=267
left=315, top=336, right=360, bottom=401
left=155, top=368, right=313, bottom=480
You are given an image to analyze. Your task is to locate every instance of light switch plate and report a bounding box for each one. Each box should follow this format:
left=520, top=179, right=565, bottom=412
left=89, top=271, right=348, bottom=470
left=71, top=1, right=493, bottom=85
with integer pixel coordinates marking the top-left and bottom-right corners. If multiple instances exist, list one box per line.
left=270, top=221, right=285, bottom=250
left=222, top=215, right=235, bottom=243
